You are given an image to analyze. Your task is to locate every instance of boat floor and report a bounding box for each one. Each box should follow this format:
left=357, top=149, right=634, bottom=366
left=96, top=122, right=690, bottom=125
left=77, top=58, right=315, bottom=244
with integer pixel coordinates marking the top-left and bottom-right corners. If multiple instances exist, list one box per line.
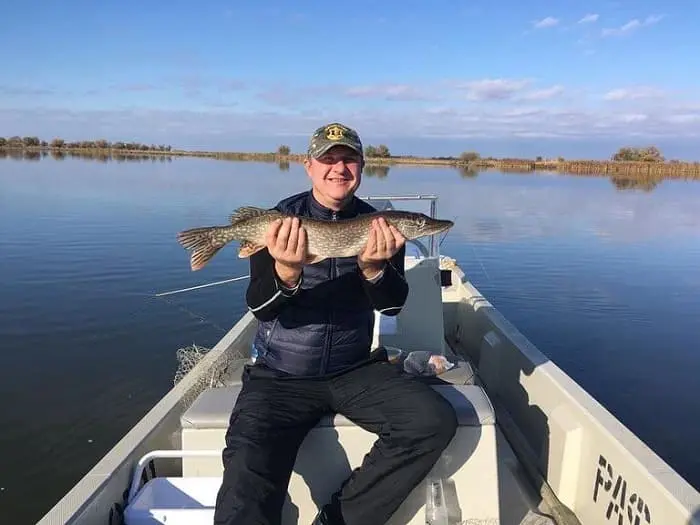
left=490, top=425, right=557, bottom=525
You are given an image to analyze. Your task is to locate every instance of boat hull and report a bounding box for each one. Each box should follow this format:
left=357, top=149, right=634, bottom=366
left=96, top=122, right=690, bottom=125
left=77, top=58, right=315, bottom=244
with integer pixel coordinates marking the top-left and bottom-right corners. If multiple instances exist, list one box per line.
left=442, top=267, right=700, bottom=525
left=36, top=259, right=700, bottom=525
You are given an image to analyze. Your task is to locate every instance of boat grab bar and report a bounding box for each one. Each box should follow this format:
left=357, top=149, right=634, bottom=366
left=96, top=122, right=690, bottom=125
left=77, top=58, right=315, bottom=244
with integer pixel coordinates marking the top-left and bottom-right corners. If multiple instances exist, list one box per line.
left=126, top=449, right=222, bottom=504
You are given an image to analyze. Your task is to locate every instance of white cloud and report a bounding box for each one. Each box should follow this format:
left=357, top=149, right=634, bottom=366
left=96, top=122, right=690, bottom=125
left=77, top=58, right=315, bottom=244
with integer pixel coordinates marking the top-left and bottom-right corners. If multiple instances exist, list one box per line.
left=665, top=114, right=700, bottom=124
left=616, top=113, right=649, bottom=123
left=343, top=84, right=427, bottom=101
left=520, top=85, right=565, bottom=101
left=457, top=78, right=531, bottom=101
left=4, top=95, right=699, bottom=146
left=3, top=78, right=699, bottom=146
left=533, top=16, right=559, bottom=29
left=502, top=107, right=545, bottom=118
left=603, top=87, right=666, bottom=101
left=602, top=14, right=663, bottom=36
left=0, top=84, right=56, bottom=96
left=578, top=14, right=599, bottom=24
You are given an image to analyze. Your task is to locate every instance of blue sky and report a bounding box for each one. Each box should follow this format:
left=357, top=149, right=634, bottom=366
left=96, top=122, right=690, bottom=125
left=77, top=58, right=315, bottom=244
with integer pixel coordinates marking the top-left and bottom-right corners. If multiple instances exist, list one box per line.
left=1, top=0, right=698, bottom=159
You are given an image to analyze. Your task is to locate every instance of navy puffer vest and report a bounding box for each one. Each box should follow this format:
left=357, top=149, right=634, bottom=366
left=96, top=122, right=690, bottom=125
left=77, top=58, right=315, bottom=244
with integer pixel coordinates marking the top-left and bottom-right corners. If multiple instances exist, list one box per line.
left=252, top=191, right=379, bottom=376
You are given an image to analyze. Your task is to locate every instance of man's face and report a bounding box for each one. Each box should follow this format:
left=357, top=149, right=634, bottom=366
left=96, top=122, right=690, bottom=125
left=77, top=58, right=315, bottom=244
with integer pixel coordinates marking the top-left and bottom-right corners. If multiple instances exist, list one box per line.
left=304, top=145, right=363, bottom=210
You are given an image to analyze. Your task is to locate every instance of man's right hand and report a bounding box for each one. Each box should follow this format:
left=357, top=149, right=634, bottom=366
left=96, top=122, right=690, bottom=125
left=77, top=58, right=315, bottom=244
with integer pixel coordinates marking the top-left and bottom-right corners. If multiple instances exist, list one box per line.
left=266, top=217, right=309, bottom=287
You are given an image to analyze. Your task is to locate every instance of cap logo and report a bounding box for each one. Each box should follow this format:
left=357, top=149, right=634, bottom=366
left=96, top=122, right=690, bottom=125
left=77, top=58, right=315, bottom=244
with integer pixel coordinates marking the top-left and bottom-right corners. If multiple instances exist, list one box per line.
left=325, top=124, right=345, bottom=141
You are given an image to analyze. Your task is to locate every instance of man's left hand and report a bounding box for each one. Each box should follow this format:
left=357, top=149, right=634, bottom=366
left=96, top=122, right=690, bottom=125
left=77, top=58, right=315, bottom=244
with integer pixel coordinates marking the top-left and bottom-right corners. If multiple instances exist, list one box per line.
left=358, top=218, right=406, bottom=279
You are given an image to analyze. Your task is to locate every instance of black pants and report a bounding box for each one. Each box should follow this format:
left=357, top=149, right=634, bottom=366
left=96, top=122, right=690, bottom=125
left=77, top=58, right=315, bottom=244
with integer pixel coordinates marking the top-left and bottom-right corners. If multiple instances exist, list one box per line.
left=213, top=359, right=458, bottom=525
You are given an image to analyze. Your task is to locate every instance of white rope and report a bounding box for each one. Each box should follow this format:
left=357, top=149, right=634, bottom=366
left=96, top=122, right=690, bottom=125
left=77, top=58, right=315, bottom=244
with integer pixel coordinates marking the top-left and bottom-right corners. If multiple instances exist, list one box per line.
left=154, top=275, right=250, bottom=297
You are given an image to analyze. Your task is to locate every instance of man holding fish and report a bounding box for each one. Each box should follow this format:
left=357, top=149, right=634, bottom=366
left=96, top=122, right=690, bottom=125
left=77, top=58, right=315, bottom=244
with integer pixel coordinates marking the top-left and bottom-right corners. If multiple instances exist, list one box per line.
left=211, top=123, right=458, bottom=525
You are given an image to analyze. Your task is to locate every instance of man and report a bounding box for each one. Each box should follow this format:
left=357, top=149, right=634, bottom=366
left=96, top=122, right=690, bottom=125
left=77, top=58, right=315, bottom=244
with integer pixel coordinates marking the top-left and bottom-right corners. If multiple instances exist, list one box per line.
left=213, top=123, right=458, bottom=525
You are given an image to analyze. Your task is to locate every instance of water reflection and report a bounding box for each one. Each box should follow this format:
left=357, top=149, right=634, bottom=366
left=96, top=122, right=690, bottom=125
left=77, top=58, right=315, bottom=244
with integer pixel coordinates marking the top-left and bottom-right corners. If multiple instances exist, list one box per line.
left=0, top=149, right=312, bottom=169
left=0, top=148, right=175, bottom=163
left=1, top=149, right=43, bottom=161
left=458, top=166, right=479, bottom=178
left=364, top=164, right=390, bottom=178
left=453, top=167, right=683, bottom=193
left=2, top=150, right=700, bottom=196
left=610, top=174, right=660, bottom=192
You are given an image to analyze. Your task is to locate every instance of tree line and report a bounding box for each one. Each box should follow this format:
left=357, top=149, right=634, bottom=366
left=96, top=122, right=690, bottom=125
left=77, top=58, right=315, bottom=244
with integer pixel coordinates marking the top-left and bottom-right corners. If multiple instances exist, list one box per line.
left=276, top=143, right=391, bottom=158
left=0, top=136, right=676, bottom=164
left=454, top=146, right=666, bottom=163
left=610, top=146, right=664, bottom=162
left=274, top=143, right=670, bottom=163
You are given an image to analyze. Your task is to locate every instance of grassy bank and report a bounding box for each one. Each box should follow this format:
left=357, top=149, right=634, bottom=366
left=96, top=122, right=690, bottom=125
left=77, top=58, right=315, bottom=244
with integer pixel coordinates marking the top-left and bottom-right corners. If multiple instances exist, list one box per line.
left=2, top=144, right=700, bottom=181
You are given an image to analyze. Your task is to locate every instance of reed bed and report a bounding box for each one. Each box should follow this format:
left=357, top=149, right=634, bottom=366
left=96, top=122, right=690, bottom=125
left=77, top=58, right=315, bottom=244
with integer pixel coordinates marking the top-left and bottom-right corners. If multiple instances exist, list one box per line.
left=471, top=159, right=700, bottom=179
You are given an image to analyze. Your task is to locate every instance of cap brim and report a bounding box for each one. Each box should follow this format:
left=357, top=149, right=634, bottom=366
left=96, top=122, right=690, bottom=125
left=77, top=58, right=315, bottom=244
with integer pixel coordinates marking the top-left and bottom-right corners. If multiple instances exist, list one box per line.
left=311, top=142, right=363, bottom=158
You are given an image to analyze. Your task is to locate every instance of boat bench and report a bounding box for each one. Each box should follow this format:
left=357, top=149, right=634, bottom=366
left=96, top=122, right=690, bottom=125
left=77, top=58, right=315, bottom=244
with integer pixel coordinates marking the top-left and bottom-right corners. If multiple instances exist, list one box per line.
left=164, top=382, right=500, bottom=524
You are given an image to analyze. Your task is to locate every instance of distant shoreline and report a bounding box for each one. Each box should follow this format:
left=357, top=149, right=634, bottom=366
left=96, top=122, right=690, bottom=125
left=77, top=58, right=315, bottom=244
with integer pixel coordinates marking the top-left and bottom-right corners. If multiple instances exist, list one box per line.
left=2, top=144, right=700, bottom=180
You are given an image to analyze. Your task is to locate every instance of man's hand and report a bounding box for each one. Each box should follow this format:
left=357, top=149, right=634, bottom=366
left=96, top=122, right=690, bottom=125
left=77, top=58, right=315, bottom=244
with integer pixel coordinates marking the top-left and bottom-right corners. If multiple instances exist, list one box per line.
left=266, top=217, right=310, bottom=287
left=358, top=217, right=406, bottom=280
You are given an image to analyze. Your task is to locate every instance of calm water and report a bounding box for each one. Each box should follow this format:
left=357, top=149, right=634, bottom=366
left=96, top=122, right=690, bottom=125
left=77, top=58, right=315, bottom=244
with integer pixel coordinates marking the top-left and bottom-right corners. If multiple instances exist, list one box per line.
left=1, top=155, right=700, bottom=523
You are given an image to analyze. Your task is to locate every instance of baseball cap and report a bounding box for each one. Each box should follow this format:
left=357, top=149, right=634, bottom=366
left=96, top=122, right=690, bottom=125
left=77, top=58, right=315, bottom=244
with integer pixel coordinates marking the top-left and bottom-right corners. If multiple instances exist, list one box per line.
left=307, top=122, right=363, bottom=158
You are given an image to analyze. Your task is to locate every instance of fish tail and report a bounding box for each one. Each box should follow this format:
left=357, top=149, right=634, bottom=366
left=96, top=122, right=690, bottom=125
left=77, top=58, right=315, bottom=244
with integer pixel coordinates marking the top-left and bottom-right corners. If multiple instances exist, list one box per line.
left=176, top=227, right=224, bottom=271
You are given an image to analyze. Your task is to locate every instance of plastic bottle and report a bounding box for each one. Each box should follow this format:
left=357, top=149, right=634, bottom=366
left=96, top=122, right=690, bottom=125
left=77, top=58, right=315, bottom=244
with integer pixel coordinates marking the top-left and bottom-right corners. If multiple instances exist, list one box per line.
left=425, top=476, right=448, bottom=524
left=404, top=351, right=455, bottom=376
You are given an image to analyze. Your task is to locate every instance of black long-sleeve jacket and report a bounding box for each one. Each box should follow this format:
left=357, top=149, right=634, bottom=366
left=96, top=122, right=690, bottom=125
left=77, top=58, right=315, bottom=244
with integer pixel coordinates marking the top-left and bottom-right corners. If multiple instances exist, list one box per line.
left=246, top=190, right=409, bottom=376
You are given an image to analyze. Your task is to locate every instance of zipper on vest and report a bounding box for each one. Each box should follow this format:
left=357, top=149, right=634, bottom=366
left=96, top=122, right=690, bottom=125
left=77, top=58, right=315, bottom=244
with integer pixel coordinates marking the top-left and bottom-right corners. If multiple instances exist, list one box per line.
left=331, top=212, right=338, bottom=278
left=320, top=210, right=339, bottom=374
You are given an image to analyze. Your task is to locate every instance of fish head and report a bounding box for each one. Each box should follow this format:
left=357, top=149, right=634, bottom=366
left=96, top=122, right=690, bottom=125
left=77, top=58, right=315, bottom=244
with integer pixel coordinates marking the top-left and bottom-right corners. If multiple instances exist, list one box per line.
left=391, top=212, right=454, bottom=240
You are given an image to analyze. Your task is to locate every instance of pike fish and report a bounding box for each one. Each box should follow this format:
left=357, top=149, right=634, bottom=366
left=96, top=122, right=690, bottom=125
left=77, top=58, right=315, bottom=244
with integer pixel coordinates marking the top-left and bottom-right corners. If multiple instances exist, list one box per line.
left=176, top=206, right=454, bottom=271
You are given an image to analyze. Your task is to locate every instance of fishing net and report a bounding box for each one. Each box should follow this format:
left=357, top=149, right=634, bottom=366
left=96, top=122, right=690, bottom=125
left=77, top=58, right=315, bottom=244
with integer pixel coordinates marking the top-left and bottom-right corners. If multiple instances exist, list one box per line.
left=173, top=344, right=212, bottom=386
left=173, top=341, right=250, bottom=407
left=174, top=343, right=224, bottom=408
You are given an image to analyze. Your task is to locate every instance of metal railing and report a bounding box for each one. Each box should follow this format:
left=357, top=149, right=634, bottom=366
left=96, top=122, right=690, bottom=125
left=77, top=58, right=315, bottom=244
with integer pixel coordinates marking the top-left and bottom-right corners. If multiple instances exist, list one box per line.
left=360, top=194, right=440, bottom=258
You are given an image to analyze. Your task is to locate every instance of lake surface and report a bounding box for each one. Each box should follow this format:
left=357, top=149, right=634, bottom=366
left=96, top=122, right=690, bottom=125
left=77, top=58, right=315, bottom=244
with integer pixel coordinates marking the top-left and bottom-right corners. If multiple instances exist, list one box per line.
left=1, top=154, right=700, bottom=523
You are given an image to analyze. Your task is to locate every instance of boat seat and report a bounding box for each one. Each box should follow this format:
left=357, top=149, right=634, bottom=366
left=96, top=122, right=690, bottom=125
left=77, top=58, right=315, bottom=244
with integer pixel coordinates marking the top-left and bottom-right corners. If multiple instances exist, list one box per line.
left=173, top=382, right=500, bottom=524
left=181, top=382, right=492, bottom=432
left=220, top=356, right=476, bottom=388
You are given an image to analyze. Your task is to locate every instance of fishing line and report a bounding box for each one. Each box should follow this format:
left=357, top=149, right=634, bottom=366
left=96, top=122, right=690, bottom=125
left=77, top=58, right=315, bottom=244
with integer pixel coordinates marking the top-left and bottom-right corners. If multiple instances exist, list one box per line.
left=154, top=294, right=230, bottom=335
left=434, top=213, right=492, bottom=284
left=146, top=275, right=252, bottom=334
left=153, top=275, right=250, bottom=297
left=469, top=242, right=492, bottom=282
left=439, top=212, right=492, bottom=283
left=438, top=214, right=459, bottom=250
left=147, top=274, right=253, bottom=334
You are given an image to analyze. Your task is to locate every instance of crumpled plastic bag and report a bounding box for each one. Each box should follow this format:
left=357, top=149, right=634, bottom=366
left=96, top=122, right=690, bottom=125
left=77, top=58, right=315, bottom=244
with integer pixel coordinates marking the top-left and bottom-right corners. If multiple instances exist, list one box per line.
left=403, top=351, right=455, bottom=376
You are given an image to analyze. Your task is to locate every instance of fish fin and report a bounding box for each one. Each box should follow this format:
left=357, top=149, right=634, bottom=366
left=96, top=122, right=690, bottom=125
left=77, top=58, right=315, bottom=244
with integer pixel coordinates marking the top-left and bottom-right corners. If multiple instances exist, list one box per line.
left=176, top=227, right=224, bottom=271
left=238, top=240, right=266, bottom=258
left=228, top=206, right=270, bottom=224
left=306, top=254, right=328, bottom=265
